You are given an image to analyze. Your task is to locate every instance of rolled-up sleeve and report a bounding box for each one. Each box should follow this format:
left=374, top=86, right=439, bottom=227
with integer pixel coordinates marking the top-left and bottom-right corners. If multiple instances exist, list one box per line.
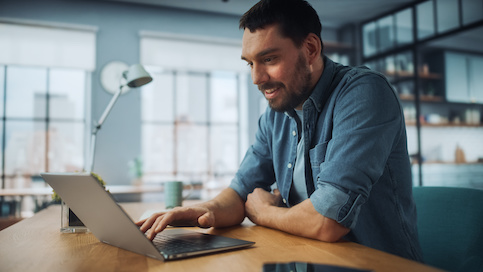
left=310, top=182, right=366, bottom=228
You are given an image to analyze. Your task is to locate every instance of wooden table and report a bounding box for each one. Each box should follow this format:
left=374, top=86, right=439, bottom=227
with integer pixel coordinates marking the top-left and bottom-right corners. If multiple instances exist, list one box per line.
left=0, top=202, right=442, bottom=272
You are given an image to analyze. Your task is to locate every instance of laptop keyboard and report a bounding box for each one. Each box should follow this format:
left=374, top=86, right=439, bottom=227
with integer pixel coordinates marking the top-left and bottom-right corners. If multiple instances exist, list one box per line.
left=152, top=231, right=217, bottom=254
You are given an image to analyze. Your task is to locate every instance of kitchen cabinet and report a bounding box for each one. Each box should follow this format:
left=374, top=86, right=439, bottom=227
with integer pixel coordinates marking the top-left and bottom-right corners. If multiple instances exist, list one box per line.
left=446, top=52, right=483, bottom=104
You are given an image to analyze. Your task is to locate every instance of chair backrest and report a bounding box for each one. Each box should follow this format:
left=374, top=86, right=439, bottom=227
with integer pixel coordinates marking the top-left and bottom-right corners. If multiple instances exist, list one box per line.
left=413, top=186, right=483, bottom=272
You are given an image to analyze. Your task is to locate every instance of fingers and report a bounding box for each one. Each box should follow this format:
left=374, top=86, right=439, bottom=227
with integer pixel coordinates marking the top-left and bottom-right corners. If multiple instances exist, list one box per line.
left=135, top=219, right=146, bottom=226
left=136, top=207, right=214, bottom=240
left=135, top=212, right=168, bottom=240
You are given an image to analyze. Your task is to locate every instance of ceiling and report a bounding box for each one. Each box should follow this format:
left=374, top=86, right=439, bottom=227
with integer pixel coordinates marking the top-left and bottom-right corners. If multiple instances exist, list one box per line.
left=102, top=0, right=417, bottom=28
left=101, top=0, right=483, bottom=53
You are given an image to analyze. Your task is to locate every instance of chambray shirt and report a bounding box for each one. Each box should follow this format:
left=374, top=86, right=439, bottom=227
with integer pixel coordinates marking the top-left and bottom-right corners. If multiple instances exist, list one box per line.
left=230, top=57, right=423, bottom=262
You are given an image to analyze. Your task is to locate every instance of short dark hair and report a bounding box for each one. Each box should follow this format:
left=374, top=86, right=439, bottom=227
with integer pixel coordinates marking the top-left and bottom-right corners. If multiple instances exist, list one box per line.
left=239, top=0, right=323, bottom=52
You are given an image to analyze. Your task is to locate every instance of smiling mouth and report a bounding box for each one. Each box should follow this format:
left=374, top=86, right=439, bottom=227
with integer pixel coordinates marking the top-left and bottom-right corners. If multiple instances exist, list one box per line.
left=263, top=87, right=279, bottom=99
left=265, top=88, right=277, bottom=94
left=260, top=83, right=283, bottom=99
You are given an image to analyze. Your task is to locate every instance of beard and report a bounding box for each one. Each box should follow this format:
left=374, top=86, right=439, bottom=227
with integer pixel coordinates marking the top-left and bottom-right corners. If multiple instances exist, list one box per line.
left=258, top=53, right=313, bottom=112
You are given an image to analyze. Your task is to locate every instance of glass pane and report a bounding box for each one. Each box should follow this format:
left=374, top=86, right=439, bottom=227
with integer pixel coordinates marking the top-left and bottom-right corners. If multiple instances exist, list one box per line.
left=462, top=0, right=483, bottom=25
left=363, top=22, right=377, bottom=57
left=142, top=124, right=174, bottom=174
left=384, top=55, right=396, bottom=79
left=437, top=0, right=460, bottom=33
left=142, top=68, right=174, bottom=122
left=177, top=124, right=208, bottom=174
left=49, top=68, right=86, bottom=120
left=48, top=121, right=84, bottom=172
left=210, top=71, right=238, bottom=123
left=4, top=121, right=46, bottom=176
left=210, top=125, right=239, bottom=174
left=378, top=15, right=395, bottom=52
left=0, top=66, right=4, bottom=117
left=6, top=66, right=47, bottom=118
left=176, top=72, right=207, bottom=124
left=396, top=51, right=414, bottom=77
left=417, top=0, right=435, bottom=40
left=396, top=8, right=414, bottom=46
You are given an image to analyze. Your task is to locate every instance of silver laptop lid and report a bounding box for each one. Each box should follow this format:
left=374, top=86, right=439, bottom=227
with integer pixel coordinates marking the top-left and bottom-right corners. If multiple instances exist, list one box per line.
left=41, top=172, right=164, bottom=261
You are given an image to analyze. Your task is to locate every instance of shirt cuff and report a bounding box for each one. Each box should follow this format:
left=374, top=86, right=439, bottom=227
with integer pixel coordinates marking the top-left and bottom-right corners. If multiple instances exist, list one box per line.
left=310, top=183, right=365, bottom=229
left=229, top=176, right=250, bottom=201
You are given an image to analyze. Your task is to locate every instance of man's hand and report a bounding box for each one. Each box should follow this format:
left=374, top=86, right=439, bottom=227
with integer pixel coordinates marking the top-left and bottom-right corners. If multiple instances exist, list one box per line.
left=245, top=188, right=282, bottom=225
left=136, top=206, right=215, bottom=240
left=135, top=188, right=245, bottom=240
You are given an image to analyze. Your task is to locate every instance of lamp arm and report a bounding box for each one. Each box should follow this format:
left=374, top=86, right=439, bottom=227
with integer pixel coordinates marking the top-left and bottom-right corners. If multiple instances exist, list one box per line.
left=96, top=86, right=123, bottom=130
left=87, top=86, right=123, bottom=172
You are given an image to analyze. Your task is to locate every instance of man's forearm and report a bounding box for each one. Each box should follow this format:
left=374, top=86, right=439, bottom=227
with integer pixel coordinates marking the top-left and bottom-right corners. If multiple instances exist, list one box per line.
left=199, top=187, right=246, bottom=228
left=245, top=189, right=350, bottom=242
left=264, top=200, right=350, bottom=242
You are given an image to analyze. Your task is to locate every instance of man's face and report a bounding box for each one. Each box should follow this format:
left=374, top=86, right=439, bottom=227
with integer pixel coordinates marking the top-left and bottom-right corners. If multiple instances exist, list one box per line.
left=241, top=24, right=312, bottom=112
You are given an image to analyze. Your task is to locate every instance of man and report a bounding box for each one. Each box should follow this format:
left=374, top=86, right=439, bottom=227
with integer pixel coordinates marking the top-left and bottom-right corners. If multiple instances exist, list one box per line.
left=137, top=0, right=423, bottom=262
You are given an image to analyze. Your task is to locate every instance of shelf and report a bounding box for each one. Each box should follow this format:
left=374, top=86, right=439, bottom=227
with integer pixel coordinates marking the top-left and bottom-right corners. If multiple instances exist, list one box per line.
left=399, top=94, right=445, bottom=102
left=384, top=70, right=442, bottom=79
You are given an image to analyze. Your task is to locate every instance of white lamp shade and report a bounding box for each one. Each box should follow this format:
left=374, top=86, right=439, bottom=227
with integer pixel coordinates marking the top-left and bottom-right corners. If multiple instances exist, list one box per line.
left=123, top=64, right=153, bottom=87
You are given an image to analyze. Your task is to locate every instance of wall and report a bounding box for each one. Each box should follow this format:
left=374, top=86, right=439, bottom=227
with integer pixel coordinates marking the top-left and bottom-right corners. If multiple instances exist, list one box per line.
left=0, top=0, right=339, bottom=185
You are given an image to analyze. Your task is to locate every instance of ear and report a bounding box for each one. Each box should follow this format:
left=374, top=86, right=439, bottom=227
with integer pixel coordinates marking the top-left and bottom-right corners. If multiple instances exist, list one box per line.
left=303, top=33, right=322, bottom=65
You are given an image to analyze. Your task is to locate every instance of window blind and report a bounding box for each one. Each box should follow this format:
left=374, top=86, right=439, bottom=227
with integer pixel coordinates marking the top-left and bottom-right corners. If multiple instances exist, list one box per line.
left=0, top=20, right=97, bottom=71
left=140, top=31, right=245, bottom=72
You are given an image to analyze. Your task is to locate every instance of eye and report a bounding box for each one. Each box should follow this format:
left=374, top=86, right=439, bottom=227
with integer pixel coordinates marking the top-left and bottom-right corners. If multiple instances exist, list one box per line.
left=246, top=62, right=253, bottom=68
left=264, top=56, right=277, bottom=64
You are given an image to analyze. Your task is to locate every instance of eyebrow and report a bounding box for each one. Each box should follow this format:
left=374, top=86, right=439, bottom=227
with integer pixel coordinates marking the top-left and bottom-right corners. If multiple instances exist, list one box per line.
left=241, top=47, right=280, bottom=61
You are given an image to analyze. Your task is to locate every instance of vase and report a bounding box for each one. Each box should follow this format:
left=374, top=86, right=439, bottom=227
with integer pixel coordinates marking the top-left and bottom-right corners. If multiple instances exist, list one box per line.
left=60, top=201, right=89, bottom=233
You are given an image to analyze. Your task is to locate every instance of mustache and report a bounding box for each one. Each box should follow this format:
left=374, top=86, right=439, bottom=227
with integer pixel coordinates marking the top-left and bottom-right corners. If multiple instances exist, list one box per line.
left=258, top=82, right=284, bottom=92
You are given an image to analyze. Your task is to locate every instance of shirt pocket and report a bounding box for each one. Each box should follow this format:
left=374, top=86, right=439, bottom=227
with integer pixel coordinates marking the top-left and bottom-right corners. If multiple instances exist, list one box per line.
left=309, top=141, right=329, bottom=181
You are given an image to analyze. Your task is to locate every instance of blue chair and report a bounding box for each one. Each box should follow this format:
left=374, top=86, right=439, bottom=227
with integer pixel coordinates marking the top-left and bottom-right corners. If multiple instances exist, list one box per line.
left=413, top=186, right=483, bottom=272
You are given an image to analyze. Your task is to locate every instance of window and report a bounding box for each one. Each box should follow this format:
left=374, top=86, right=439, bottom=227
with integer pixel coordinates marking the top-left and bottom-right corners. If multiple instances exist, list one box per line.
left=363, top=22, right=377, bottom=57
left=377, top=15, right=395, bottom=53
left=436, top=0, right=460, bottom=33
left=0, top=20, right=95, bottom=217
left=1, top=66, right=88, bottom=186
left=141, top=69, right=248, bottom=191
left=395, top=8, right=414, bottom=46
left=140, top=32, right=248, bottom=195
left=417, top=1, right=436, bottom=40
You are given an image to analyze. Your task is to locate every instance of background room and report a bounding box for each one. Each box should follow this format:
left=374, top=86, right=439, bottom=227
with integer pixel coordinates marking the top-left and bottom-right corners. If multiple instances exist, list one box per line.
left=0, top=0, right=482, bottom=225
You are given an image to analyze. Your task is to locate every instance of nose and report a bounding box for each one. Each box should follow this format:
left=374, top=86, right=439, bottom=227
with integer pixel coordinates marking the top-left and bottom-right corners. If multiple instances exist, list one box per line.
left=251, top=64, right=269, bottom=85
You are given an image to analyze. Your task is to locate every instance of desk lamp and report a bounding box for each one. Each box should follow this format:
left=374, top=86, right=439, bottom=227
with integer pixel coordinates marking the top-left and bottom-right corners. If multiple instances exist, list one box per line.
left=87, top=63, right=152, bottom=172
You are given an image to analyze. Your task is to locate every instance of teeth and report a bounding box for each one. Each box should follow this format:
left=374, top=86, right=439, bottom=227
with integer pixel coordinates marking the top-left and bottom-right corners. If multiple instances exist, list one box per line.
left=265, top=88, right=276, bottom=94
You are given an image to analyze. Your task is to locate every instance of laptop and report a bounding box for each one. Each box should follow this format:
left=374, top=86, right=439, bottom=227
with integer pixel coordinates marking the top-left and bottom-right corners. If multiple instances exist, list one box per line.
left=41, top=172, right=255, bottom=261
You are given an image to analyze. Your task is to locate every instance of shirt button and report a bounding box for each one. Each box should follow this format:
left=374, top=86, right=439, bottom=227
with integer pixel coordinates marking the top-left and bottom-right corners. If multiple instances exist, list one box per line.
left=292, top=130, right=296, bottom=136
left=287, top=163, right=292, bottom=169
left=282, top=198, right=287, bottom=204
